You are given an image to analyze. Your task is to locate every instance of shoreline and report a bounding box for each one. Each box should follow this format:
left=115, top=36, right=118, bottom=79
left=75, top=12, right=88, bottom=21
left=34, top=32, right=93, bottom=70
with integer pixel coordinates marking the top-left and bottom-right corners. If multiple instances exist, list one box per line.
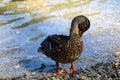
left=1, top=55, right=119, bottom=80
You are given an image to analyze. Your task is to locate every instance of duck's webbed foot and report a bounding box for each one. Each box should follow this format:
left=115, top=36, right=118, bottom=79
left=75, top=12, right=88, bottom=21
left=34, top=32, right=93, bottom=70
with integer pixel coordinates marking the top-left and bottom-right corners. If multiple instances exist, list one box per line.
left=56, top=62, right=64, bottom=75
left=70, top=62, right=78, bottom=73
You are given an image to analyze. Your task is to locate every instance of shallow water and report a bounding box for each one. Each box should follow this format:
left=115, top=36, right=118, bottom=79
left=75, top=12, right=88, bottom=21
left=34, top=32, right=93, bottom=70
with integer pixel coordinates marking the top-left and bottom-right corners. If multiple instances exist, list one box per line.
left=0, top=0, right=120, bottom=78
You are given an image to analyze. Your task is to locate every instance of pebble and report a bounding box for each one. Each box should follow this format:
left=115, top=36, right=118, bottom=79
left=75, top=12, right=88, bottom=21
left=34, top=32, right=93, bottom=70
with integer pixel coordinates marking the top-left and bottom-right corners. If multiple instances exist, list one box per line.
left=112, top=61, right=119, bottom=67
left=25, top=72, right=31, bottom=78
left=21, top=78, right=26, bottom=80
left=81, top=76, right=87, bottom=80
left=38, top=75, right=44, bottom=79
left=5, top=56, right=120, bottom=80
left=51, top=77, right=57, bottom=80
left=46, top=78, right=51, bottom=80
left=114, top=52, right=120, bottom=57
left=14, top=65, right=20, bottom=69
left=31, top=72, right=36, bottom=76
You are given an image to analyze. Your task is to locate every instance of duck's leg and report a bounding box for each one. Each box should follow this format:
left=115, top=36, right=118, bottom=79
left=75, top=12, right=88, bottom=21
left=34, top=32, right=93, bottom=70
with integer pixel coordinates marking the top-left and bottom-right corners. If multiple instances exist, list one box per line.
left=56, top=62, right=64, bottom=75
left=70, top=62, right=78, bottom=73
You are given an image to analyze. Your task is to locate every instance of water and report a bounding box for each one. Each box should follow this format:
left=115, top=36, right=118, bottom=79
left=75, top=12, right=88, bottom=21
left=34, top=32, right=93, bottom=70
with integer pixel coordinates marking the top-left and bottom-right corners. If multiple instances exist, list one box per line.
left=0, top=0, right=120, bottom=78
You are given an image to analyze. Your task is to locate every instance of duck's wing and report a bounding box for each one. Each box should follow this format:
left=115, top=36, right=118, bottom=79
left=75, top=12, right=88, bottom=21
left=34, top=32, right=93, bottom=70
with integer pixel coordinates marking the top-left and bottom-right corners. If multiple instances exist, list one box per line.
left=38, top=35, right=69, bottom=53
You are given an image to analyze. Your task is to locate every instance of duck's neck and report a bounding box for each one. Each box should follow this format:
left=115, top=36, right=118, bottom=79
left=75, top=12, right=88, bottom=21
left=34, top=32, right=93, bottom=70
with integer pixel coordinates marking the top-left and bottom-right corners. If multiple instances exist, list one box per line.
left=70, top=34, right=81, bottom=42
left=70, top=30, right=83, bottom=40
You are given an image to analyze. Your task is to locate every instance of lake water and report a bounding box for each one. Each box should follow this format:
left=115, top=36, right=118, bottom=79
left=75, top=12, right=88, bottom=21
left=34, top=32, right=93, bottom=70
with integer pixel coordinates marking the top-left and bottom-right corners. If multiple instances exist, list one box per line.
left=0, top=0, right=120, bottom=78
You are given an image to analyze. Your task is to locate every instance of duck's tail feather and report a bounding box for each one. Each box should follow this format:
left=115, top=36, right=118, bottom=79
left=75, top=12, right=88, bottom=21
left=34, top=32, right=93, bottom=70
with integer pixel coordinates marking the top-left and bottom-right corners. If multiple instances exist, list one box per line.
left=38, top=47, right=42, bottom=52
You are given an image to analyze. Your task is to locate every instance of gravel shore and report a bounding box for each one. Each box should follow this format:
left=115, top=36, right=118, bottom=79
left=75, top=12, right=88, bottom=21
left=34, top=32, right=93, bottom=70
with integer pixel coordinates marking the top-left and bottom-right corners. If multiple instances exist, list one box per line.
left=2, top=55, right=119, bottom=80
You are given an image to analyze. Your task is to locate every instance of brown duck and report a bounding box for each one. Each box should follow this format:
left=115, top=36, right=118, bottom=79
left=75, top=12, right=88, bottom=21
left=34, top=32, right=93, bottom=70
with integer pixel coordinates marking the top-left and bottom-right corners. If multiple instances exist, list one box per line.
left=38, top=15, right=90, bottom=75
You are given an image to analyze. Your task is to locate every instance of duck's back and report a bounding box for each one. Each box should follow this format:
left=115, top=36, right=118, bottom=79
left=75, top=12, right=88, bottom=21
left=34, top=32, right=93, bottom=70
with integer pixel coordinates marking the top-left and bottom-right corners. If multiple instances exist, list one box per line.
left=39, top=35, right=69, bottom=55
left=38, top=35, right=83, bottom=63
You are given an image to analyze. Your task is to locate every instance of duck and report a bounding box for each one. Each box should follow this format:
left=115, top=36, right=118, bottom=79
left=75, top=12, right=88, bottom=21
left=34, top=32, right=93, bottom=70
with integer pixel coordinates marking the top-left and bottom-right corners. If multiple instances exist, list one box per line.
left=38, top=15, right=90, bottom=75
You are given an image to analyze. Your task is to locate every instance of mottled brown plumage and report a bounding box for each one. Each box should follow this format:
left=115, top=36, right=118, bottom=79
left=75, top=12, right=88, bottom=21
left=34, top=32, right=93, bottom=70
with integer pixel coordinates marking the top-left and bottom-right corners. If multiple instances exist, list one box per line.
left=38, top=15, right=90, bottom=75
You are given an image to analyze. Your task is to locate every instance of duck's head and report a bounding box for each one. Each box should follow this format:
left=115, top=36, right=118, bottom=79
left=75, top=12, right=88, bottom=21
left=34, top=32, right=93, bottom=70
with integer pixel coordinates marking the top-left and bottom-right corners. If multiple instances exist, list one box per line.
left=70, top=15, right=90, bottom=37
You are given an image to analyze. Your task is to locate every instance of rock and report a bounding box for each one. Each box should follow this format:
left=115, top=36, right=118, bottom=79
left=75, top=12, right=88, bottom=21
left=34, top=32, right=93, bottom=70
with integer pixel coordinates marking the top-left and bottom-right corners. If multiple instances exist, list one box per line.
left=53, top=73, right=57, bottom=76
left=38, top=75, right=44, bottom=79
left=21, top=78, right=26, bottom=80
left=25, top=72, right=31, bottom=78
left=46, top=78, right=51, bottom=80
left=81, top=76, right=87, bottom=80
left=9, top=55, right=120, bottom=80
left=64, top=69, right=69, bottom=73
left=31, top=72, right=36, bottom=76
left=114, top=52, right=120, bottom=57
left=51, top=77, right=57, bottom=80
left=14, top=65, right=20, bottom=69
left=62, top=74, right=70, bottom=79
left=112, top=61, right=119, bottom=67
